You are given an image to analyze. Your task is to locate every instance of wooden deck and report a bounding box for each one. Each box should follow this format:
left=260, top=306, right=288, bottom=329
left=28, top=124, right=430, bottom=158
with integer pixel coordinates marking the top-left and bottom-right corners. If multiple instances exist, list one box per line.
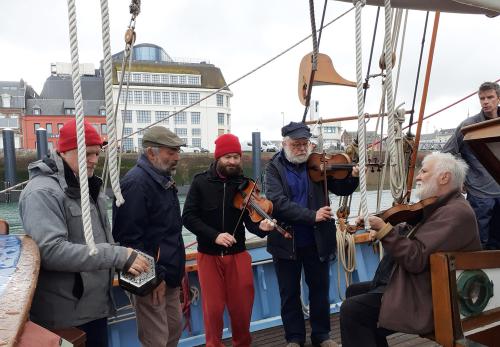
left=218, top=314, right=439, bottom=346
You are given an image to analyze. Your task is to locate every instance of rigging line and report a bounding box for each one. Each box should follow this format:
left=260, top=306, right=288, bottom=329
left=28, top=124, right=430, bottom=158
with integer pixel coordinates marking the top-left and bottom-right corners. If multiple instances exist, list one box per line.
left=115, top=7, right=355, bottom=142
left=393, top=9, right=408, bottom=103
left=363, top=7, right=381, bottom=103
left=408, top=11, right=430, bottom=135
left=317, top=0, right=329, bottom=47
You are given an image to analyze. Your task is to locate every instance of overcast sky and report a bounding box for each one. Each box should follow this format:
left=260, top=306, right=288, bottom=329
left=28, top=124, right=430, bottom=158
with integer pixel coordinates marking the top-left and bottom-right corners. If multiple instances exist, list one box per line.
left=1, top=1, right=499, bottom=141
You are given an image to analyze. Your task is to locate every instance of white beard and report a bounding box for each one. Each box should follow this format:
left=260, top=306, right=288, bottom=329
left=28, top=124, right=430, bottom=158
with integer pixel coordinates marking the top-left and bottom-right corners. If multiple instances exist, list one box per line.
left=415, top=179, right=438, bottom=200
left=284, top=146, right=311, bottom=164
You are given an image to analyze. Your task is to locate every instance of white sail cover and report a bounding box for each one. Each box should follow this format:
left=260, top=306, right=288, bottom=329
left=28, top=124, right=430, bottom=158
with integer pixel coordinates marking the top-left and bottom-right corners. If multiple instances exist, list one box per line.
left=335, top=0, right=499, bottom=16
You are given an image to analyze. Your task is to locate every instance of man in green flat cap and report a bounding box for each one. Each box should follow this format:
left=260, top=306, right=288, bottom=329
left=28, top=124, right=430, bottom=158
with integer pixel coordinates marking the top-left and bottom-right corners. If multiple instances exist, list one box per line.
left=113, top=126, right=186, bottom=347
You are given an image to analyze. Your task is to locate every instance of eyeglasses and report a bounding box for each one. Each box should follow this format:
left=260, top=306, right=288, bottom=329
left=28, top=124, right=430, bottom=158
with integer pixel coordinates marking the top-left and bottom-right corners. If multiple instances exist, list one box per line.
left=289, top=141, right=310, bottom=149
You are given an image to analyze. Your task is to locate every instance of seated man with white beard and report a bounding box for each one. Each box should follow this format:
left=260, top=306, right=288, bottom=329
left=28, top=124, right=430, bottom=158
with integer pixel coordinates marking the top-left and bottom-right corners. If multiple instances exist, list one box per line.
left=339, top=152, right=482, bottom=347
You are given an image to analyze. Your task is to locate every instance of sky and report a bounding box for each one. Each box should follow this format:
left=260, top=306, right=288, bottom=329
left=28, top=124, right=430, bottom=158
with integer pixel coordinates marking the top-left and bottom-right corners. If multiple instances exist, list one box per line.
left=1, top=1, right=499, bottom=141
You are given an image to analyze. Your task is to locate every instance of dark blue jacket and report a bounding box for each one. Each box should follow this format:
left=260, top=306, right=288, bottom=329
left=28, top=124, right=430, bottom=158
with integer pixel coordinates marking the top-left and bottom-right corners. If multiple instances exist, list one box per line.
left=265, top=152, right=359, bottom=261
left=112, top=155, right=186, bottom=288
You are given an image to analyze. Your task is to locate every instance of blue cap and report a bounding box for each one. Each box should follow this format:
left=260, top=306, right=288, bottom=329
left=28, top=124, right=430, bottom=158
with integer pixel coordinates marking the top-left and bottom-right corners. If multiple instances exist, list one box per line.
left=281, top=122, right=311, bottom=139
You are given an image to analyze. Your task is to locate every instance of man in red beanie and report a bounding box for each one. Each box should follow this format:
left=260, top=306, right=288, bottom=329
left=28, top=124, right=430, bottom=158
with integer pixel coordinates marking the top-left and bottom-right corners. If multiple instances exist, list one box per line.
left=183, top=133, right=275, bottom=347
left=19, top=119, right=148, bottom=347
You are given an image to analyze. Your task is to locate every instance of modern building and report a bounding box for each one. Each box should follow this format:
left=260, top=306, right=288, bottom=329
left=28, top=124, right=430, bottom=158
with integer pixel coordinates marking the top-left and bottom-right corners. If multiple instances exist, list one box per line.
left=111, top=43, right=232, bottom=152
left=23, top=63, right=107, bottom=150
left=341, top=130, right=382, bottom=151
left=0, top=80, right=37, bottom=149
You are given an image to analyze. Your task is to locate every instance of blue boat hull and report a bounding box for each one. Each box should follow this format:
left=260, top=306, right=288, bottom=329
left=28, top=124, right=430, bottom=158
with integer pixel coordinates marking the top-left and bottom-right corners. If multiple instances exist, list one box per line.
left=108, top=239, right=380, bottom=347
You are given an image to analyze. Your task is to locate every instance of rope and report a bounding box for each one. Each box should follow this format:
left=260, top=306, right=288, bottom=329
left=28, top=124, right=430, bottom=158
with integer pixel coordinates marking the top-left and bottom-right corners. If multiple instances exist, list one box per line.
left=66, top=0, right=97, bottom=255
left=100, top=0, right=124, bottom=206
left=336, top=226, right=356, bottom=300
left=353, top=0, right=370, bottom=229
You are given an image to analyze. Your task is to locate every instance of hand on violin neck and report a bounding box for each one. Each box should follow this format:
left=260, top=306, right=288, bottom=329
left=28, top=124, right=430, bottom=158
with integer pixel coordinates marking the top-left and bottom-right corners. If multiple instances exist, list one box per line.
left=367, top=216, right=385, bottom=231
left=259, top=218, right=276, bottom=232
left=351, top=165, right=360, bottom=178
left=315, top=206, right=333, bottom=222
left=215, top=232, right=237, bottom=248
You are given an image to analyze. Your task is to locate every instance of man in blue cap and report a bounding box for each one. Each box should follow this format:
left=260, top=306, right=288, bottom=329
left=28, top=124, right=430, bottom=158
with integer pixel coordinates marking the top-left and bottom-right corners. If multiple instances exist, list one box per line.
left=265, top=121, right=359, bottom=347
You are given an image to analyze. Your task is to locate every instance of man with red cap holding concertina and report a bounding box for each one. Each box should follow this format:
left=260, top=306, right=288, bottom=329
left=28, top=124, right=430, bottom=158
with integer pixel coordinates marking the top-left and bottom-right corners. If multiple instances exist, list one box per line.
left=19, top=119, right=148, bottom=347
left=183, top=133, right=275, bottom=347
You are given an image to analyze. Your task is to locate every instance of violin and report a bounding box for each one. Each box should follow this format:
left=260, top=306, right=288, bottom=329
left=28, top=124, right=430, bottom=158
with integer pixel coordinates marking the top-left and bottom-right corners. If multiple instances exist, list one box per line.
left=344, top=196, right=439, bottom=233
left=233, top=179, right=292, bottom=239
left=307, top=152, right=382, bottom=182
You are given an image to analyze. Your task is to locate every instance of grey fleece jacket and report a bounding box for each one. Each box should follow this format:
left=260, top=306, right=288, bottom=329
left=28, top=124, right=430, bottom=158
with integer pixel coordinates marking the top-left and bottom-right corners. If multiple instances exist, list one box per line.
left=19, top=151, right=128, bottom=329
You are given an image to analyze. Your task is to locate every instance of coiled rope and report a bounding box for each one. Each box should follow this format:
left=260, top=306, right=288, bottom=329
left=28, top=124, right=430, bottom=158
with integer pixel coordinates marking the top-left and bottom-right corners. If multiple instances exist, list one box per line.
left=66, top=0, right=97, bottom=255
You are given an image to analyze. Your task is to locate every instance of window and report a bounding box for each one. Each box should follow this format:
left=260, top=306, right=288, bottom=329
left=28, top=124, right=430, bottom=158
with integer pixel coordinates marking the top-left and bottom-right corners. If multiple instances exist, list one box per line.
left=324, top=126, right=336, bottom=133
left=122, top=138, right=133, bottom=151
left=127, top=91, right=133, bottom=104
left=174, top=128, right=187, bottom=137
left=180, top=92, right=187, bottom=105
left=189, top=93, right=200, bottom=105
left=143, top=91, right=152, bottom=104
left=120, top=92, right=127, bottom=104
left=152, top=74, right=160, bottom=84
left=137, top=137, right=143, bottom=148
left=136, top=110, right=151, bottom=123
left=65, top=108, right=75, bottom=115
left=92, top=123, right=99, bottom=133
left=57, top=123, right=64, bottom=132
left=123, top=127, right=133, bottom=136
left=153, top=91, right=162, bottom=104
left=45, top=123, right=53, bottom=135
left=192, top=128, right=201, bottom=136
left=34, top=123, right=40, bottom=133
left=99, top=108, right=106, bottom=116
left=171, top=75, right=178, bottom=84
left=192, top=138, right=201, bottom=147
left=188, top=75, right=200, bottom=85
left=171, top=92, right=179, bottom=105
left=218, top=113, right=225, bottom=126
left=191, top=112, right=200, bottom=124
left=162, top=92, right=170, bottom=105
left=101, top=124, right=107, bottom=135
left=179, top=75, right=186, bottom=84
left=132, top=73, right=141, bottom=82
left=174, top=112, right=187, bottom=125
left=161, top=75, right=169, bottom=84
left=226, top=96, right=230, bottom=107
left=33, top=108, right=41, bottom=115
left=155, top=111, right=169, bottom=123
left=142, top=74, right=150, bottom=83
left=122, top=110, right=133, bottom=123
left=216, top=94, right=224, bottom=107
left=134, top=91, right=142, bottom=104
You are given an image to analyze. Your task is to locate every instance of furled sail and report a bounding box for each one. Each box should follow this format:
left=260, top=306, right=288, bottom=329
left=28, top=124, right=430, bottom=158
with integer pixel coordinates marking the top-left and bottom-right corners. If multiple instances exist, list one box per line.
left=335, top=0, right=499, bottom=16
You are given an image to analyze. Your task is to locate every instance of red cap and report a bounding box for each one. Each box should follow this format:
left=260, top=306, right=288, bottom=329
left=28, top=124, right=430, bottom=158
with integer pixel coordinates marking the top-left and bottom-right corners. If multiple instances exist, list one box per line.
left=57, top=119, right=103, bottom=153
left=214, top=133, right=241, bottom=159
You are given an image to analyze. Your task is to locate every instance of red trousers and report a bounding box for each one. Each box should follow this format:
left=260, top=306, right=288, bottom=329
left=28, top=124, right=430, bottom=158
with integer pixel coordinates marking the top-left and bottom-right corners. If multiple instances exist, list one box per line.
left=197, top=251, right=254, bottom=347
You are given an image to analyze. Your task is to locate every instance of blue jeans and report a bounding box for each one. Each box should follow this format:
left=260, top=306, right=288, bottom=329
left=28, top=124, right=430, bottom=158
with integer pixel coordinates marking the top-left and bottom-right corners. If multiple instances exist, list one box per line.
left=467, top=194, right=500, bottom=249
left=273, top=244, right=331, bottom=345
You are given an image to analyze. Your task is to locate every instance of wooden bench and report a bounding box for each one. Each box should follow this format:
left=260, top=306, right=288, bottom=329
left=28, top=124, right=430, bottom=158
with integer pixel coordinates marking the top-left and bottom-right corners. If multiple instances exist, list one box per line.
left=430, top=251, right=500, bottom=347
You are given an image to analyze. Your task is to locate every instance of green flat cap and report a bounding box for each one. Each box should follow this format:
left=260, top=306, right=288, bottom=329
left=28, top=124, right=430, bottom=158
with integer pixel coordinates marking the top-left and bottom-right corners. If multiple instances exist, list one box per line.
left=142, top=126, right=185, bottom=148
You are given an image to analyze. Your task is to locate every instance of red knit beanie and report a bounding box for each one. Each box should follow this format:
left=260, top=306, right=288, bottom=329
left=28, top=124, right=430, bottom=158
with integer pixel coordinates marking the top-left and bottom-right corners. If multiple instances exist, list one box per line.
left=57, top=119, right=103, bottom=153
left=214, top=133, right=241, bottom=159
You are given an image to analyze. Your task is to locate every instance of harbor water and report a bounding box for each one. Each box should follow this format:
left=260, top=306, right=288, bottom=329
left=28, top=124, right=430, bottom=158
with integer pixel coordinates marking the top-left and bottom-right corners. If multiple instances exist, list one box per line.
left=0, top=190, right=399, bottom=248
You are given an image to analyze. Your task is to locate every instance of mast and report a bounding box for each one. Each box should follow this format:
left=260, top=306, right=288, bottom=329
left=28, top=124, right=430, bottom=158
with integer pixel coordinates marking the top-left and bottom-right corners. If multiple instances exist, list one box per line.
left=405, top=11, right=441, bottom=201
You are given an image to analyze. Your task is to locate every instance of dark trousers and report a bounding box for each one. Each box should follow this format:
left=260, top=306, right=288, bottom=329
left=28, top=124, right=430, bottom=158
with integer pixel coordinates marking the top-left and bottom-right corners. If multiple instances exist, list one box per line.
left=273, top=244, right=330, bottom=345
left=467, top=194, right=500, bottom=249
left=77, top=317, right=108, bottom=347
left=340, top=282, right=393, bottom=347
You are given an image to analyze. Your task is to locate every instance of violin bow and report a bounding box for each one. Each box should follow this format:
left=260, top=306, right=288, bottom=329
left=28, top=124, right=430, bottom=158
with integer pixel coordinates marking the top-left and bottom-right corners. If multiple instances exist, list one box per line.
left=322, top=151, right=329, bottom=206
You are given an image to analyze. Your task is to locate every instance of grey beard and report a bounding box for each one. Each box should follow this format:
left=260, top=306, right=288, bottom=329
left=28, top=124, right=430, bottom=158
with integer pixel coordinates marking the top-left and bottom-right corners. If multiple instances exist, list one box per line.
left=284, top=147, right=311, bottom=164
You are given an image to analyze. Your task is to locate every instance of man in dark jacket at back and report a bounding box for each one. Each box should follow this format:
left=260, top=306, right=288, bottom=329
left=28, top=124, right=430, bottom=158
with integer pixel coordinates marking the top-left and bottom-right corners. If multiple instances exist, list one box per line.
left=265, top=122, right=359, bottom=347
left=182, top=133, right=275, bottom=347
left=112, top=126, right=186, bottom=347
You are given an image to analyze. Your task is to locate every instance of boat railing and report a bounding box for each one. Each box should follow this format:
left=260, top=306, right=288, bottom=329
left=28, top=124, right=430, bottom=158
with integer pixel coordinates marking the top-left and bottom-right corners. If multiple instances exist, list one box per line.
left=430, top=250, right=500, bottom=347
